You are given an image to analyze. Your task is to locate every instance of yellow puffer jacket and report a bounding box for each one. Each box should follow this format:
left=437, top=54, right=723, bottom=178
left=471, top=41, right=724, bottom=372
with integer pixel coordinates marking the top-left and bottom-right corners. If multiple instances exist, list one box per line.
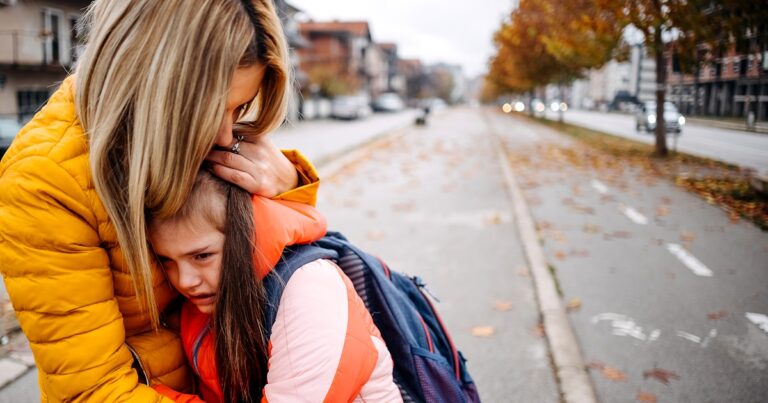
left=0, top=76, right=319, bottom=402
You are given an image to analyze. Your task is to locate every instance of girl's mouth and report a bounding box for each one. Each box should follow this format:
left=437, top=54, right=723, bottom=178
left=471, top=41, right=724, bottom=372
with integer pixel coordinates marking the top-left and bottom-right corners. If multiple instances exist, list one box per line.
left=189, top=293, right=216, bottom=305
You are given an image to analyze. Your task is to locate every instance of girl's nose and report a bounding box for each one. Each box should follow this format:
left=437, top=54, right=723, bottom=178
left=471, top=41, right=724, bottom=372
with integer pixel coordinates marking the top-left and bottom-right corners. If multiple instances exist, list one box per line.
left=177, top=263, right=203, bottom=292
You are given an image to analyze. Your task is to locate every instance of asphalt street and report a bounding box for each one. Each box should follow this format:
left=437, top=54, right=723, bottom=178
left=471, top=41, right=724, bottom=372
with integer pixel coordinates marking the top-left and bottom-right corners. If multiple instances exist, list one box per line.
left=317, top=108, right=559, bottom=402
left=560, top=109, right=768, bottom=177
left=489, top=110, right=768, bottom=403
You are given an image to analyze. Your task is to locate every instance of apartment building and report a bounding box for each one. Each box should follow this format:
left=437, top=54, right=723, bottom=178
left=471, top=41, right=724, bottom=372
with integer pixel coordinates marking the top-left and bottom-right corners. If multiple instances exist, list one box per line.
left=0, top=0, right=88, bottom=123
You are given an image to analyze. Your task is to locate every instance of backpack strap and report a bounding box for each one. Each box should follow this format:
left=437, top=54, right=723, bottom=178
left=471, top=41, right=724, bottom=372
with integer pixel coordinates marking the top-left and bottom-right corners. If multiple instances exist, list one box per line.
left=262, top=243, right=339, bottom=339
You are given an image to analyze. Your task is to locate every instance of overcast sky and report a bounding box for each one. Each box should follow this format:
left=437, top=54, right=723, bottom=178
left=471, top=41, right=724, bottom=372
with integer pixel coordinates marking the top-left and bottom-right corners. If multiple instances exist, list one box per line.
left=289, top=0, right=515, bottom=78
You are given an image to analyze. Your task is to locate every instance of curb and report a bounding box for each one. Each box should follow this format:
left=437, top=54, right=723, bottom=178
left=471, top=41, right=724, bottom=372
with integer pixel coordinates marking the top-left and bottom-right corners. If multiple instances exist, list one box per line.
left=489, top=118, right=598, bottom=402
left=316, top=123, right=413, bottom=179
left=0, top=352, right=35, bottom=390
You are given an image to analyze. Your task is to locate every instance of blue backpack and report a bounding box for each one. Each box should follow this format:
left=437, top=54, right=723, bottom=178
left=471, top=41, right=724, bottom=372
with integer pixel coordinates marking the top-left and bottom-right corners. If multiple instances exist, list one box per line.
left=263, top=232, right=481, bottom=403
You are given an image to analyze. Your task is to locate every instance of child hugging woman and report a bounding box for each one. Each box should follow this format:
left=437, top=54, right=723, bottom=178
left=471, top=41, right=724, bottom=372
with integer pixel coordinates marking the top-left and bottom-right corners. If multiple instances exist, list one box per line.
left=149, top=170, right=404, bottom=403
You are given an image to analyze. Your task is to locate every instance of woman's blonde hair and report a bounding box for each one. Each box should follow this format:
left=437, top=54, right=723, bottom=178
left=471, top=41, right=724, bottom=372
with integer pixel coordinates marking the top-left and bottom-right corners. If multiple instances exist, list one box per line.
left=76, top=0, right=289, bottom=328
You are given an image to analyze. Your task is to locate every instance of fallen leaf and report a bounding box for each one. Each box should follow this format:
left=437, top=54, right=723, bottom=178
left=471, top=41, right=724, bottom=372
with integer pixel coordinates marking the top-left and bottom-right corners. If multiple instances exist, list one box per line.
left=493, top=301, right=513, bottom=312
left=569, top=249, right=590, bottom=257
left=471, top=326, right=495, bottom=338
left=707, top=310, right=729, bottom=320
left=655, top=206, right=670, bottom=217
left=532, top=323, right=545, bottom=337
left=643, top=367, right=680, bottom=385
left=485, top=213, right=503, bottom=225
left=680, top=231, right=696, bottom=243
left=566, top=298, right=582, bottom=312
left=583, top=224, right=601, bottom=234
left=554, top=251, right=567, bottom=261
left=601, top=366, right=627, bottom=382
left=587, top=361, right=605, bottom=370
left=636, top=391, right=658, bottom=402
left=517, top=267, right=530, bottom=277
left=367, top=231, right=385, bottom=241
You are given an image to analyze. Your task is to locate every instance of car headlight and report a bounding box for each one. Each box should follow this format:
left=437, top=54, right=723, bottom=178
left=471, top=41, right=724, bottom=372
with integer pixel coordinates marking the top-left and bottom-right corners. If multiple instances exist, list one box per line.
left=648, top=114, right=656, bottom=124
left=502, top=103, right=512, bottom=113
left=678, top=116, right=685, bottom=125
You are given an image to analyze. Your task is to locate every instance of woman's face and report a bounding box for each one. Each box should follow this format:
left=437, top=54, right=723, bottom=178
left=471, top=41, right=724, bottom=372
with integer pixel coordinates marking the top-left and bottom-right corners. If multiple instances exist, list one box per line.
left=150, top=218, right=224, bottom=314
left=213, top=63, right=267, bottom=149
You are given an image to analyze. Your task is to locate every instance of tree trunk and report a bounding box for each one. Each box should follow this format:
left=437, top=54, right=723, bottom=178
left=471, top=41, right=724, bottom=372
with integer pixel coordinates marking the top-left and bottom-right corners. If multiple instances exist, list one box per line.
left=654, top=29, right=668, bottom=156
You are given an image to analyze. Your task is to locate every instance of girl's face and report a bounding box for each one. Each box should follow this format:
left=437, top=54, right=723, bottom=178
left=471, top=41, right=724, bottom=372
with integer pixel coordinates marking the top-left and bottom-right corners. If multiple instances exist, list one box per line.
left=150, top=218, right=224, bottom=314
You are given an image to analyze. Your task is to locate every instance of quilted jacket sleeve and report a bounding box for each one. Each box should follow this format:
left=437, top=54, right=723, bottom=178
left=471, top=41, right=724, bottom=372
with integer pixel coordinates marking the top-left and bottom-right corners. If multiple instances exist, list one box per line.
left=0, top=155, right=172, bottom=402
left=274, top=149, right=320, bottom=206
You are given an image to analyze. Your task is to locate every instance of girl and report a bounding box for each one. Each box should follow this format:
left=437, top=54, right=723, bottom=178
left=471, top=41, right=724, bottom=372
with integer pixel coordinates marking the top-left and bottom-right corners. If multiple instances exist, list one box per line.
left=0, top=1, right=318, bottom=400
left=149, top=171, right=403, bottom=402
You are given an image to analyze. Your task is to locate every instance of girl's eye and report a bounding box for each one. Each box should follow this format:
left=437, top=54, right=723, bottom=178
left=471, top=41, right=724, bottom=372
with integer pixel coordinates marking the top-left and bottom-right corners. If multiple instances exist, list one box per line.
left=195, top=253, right=213, bottom=261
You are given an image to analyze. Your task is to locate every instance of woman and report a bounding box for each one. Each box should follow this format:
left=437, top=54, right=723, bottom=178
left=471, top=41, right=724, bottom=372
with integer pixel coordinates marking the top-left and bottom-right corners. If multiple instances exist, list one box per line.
left=0, top=0, right=315, bottom=401
left=149, top=171, right=402, bottom=402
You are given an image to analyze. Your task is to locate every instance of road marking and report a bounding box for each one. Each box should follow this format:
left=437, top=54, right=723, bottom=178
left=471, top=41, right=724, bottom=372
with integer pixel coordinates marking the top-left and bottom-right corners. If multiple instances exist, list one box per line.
left=590, top=179, right=609, bottom=195
left=676, top=329, right=717, bottom=347
left=746, top=313, right=768, bottom=335
left=591, top=313, right=660, bottom=342
left=619, top=205, right=649, bottom=225
left=665, top=243, right=713, bottom=277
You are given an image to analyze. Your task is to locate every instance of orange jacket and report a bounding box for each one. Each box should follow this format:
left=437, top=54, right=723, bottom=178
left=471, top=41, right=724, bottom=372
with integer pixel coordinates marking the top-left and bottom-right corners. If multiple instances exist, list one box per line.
left=0, top=76, right=319, bottom=402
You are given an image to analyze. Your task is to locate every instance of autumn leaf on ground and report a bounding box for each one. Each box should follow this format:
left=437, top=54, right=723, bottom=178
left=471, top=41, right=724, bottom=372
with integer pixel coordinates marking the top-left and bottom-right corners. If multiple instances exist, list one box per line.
left=655, top=206, right=670, bottom=217
left=587, top=361, right=606, bottom=370
left=569, top=249, right=590, bottom=258
left=636, top=391, right=658, bottom=402
left=680, top=231, right=696, bottom=243
left=517, top=266, right=530, bottom=277
left=493, top=301, right=513, bottom=312
left=566, top=298, right=582, bottom=312
left=367, top=231, right=385, bottom=241
left=583, top=223, right=601, bottom=234
left=471, top=326, right=496, bottom=338
left=532, top=323, right=545, bottom=337
left=554, top=251, right=568, bottom=261
left=601, top=366, right=627, bottom=382
left=485, top=212, right=503, bottom=225
left=707, top=310, right=729, bottom=320
left=643, top=367, right=680, bottom=385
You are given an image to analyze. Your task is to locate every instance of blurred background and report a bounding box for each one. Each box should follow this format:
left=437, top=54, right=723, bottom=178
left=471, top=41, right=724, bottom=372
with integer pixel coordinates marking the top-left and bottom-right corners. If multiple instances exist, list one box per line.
left=0, top=1, right=767, bottom=402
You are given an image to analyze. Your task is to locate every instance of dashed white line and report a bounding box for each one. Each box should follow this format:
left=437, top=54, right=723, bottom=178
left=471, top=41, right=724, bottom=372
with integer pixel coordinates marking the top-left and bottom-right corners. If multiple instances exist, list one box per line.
left=746, top=313, right=768, bottom=335
left=590, top=179, right=609, bottom=195
left=619, top=204, right=649, bottom=225
left=665, top=243, right=713, bottom=277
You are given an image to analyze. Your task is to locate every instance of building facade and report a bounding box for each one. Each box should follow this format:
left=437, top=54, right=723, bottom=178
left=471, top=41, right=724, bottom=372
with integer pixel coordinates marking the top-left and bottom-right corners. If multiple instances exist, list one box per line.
left=667, top=44, right=768, bottom=122
left=0, top=0, right=88, bottom=122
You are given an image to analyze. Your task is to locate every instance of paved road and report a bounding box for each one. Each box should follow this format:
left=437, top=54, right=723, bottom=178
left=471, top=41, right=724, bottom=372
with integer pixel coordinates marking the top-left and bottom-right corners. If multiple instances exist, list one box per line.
left=318, top=107, right=559, bottom=401
left=559, top=109, right=768, bottom=176
left=489, top=110, right=768, bottom=403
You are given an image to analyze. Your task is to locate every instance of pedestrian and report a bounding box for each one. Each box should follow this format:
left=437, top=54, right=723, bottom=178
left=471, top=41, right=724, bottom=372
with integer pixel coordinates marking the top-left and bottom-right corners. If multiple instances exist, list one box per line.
left=148, top=170, right=402, bottom=402
left=0, top=1, right=319, bottom=401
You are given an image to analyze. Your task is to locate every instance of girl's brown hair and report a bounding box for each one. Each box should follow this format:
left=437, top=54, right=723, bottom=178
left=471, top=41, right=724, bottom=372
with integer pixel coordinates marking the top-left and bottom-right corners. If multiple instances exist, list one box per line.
left=150, top=170, right=269, bottom=402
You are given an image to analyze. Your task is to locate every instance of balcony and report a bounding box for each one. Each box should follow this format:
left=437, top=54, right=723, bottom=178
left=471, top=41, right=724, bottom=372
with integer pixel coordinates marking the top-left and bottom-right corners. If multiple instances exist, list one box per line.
left=0, top=30, right=78, bottom=72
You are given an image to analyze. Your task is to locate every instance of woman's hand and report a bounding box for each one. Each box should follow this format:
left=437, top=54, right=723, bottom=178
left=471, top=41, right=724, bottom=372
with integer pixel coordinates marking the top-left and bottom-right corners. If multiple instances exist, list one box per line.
left=205, top=135, right=299, bottom=197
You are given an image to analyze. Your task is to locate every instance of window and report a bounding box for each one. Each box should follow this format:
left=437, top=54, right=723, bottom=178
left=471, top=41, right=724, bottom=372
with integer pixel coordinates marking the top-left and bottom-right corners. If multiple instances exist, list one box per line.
left=732, top=57, right=739, bottom=73
left=41, top=8, right=64, bottom=64
left=17, top=90, right=50, bottom=121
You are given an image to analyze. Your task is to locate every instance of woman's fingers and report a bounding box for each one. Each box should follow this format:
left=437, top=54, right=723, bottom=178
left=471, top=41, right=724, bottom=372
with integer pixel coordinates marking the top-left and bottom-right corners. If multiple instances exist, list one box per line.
left=205, top=136, right=298, bottom=197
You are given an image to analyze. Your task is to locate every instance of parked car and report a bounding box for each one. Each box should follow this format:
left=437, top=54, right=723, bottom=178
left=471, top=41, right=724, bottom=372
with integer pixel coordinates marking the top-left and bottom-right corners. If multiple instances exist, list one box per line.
left=635, top=101, right=685, bottom=134
left=372, top=93, right=405, bottom=112
left=0, top=118, right=22, bottom=159
left=609, top=90, right=641, bottom=112
left=331, top=96, right=372, bottom=120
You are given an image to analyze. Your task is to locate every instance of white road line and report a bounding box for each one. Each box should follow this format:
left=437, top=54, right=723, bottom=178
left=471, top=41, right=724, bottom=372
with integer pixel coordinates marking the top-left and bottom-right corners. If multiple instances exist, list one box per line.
left=590, top=179, right=609, bottom=195
left=745, top=313, right=768, bottom=335
left=619, top=204, right=649, bottom=225
left=665, top=243, right=714, bottom=277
